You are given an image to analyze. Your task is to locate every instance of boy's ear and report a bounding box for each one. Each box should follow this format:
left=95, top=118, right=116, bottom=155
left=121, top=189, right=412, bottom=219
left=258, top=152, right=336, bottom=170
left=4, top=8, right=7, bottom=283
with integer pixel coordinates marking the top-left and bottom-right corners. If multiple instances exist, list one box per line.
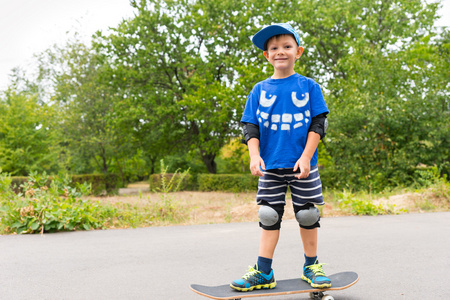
left=296, top=46, right=304, bottom=59
left=263, top=50, right=270, bottom=60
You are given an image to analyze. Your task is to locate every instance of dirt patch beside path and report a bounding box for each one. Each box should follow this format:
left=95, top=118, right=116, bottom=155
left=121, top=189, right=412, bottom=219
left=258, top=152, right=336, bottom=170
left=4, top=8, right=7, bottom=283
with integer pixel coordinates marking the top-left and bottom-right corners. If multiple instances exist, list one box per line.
left=91, top=183, right=448, bottom=226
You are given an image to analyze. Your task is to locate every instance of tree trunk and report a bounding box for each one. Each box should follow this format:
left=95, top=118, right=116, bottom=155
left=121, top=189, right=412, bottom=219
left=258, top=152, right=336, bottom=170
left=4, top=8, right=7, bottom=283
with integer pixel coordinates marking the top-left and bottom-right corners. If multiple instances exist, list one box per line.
left=201, top=152, right=217, bottom=174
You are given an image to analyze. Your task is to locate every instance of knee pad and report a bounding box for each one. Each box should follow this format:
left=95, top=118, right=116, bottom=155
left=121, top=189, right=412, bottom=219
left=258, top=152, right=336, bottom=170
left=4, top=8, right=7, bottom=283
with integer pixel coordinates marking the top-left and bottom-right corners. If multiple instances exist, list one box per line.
left=258, top=205, right=284, bottom=230
left=294, top=205, right=320, bottom=229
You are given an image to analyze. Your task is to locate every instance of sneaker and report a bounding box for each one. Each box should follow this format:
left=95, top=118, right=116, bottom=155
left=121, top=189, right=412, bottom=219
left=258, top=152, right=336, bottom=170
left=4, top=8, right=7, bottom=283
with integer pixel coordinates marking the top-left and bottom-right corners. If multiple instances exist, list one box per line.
left=230, top=264, right=277, bottom=291
left=302, top=261, right=331, bottom=288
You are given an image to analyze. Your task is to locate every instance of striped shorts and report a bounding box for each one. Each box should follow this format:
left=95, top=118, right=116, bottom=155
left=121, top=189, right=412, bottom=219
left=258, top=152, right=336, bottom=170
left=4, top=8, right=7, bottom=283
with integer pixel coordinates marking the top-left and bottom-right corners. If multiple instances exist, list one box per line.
left=257, top=165, right=324, bottom=207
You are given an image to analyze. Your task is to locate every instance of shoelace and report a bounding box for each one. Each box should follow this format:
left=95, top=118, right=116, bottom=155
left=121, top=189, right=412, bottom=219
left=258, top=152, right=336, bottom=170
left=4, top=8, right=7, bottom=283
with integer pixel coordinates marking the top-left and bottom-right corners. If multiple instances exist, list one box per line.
left=242, top=266, right=260, bottom=279
left=305, top=263, right=327, bottom=276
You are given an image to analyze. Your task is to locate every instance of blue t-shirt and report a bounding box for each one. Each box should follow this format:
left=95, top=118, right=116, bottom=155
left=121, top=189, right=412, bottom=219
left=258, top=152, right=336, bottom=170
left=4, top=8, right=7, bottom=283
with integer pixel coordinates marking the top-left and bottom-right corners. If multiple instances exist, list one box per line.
left=241, top=73, right=329, bottom=170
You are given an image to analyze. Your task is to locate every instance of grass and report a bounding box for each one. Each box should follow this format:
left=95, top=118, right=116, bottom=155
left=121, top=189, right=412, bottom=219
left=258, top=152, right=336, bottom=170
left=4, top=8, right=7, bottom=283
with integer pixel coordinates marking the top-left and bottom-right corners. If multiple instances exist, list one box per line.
left=89, top=180, right=449, bottom=229
left=2, top=178, right=448, bottom=234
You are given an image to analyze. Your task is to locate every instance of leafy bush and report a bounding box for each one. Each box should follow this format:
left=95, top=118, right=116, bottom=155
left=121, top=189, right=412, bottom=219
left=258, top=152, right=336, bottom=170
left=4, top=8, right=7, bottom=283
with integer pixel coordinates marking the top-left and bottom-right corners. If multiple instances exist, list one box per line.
left=0, top=171, right=116, bottom=234
left=198, top=174, right=259, bottom=192
left=10, top=176, right=28, bottom=193
left=334, top=190, right=394, bottom=216
left=71, top=174, right=124, bottom=195
left=150, top=171, right=259, bottom=193
left=9, top=173, right=123, bottom=196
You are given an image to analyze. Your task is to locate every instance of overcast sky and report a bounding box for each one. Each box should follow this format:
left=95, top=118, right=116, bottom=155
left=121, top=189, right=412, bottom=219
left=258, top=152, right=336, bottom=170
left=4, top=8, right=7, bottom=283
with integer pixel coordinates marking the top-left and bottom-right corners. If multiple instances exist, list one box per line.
left=0, top=0, right=449, bottom=91
left=0, top=0, right=136, bottom=90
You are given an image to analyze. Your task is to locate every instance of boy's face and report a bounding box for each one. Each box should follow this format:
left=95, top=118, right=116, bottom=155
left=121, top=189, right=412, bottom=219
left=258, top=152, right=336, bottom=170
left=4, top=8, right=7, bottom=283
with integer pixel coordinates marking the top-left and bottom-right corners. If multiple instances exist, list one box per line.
left=263, top=34, right=303, bottom=76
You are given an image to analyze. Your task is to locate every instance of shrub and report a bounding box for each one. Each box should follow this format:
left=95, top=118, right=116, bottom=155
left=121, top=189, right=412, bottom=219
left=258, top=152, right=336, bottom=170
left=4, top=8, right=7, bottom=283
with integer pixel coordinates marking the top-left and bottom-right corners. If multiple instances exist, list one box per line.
left=334, top=190, right=394, bottom=216
left=198, top=174, right=259, bottom=192
left=0, top=171, right=116, bottom=234
left=9, top=173, right=123, bottom=196
left=71, top=174, right=124, bottom=195
left=150, top=172, right=259, bottom=193
left=10, top=176, right=28, bottom=193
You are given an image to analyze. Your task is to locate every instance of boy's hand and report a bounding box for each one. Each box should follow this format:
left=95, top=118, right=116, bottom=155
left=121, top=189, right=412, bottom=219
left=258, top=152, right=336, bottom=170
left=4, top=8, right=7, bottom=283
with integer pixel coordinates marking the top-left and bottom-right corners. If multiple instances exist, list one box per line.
left=250, top=155, right=265, bottom=177
left=293, top=156, right=311, bottom=179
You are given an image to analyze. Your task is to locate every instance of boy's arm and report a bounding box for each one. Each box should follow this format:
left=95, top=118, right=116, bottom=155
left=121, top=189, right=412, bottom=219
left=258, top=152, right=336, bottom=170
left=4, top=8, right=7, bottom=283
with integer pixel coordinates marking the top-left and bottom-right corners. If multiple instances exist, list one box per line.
left=242, top=122, right=265, bottom=177
left=247, top=138, right=265, bottom=177
left=293, top=131, right=321, bottom=179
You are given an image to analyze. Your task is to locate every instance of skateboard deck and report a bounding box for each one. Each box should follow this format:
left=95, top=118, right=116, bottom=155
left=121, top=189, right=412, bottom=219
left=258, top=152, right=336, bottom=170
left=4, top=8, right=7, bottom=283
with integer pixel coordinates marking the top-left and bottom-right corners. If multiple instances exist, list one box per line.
left=190, top=271, right=358, bottom=300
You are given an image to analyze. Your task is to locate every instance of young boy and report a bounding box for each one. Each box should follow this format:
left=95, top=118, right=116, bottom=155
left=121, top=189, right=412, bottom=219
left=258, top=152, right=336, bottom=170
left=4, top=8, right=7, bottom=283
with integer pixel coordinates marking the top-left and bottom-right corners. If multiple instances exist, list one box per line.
left=231, top=23, right=331, bottom=291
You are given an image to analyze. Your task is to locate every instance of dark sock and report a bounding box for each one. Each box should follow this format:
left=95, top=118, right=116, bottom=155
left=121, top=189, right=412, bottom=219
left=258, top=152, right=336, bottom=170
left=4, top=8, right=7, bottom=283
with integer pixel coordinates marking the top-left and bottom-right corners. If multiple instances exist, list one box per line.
left=304, top=254, right=318, bottom=267
left=257, top=256, right=272, bottom=274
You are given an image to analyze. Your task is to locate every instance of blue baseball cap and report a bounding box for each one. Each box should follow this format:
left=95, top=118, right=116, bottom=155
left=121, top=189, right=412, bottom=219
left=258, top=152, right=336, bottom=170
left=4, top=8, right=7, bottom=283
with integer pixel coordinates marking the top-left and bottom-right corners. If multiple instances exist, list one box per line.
left=252, top=23, right=301, bottom=51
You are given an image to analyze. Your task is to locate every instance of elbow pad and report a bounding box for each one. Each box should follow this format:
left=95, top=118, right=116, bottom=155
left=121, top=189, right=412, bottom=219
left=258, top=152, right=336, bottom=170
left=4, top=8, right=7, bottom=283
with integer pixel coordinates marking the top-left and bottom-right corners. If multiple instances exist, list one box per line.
left=308, top=113, right=328, bottom=139
left=241, top=122, right=260, bottom=145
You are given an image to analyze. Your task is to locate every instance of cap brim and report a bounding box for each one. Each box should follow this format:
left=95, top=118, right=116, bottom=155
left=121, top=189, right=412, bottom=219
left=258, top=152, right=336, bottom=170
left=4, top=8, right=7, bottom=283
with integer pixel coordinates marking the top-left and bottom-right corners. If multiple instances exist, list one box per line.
left=252, top=25, right=296, bottom=51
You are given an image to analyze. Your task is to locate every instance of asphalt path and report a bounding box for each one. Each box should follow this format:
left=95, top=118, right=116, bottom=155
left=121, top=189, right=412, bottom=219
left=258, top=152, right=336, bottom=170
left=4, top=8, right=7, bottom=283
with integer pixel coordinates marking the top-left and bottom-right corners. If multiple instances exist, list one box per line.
left=1, top=212, right=449, bottom=299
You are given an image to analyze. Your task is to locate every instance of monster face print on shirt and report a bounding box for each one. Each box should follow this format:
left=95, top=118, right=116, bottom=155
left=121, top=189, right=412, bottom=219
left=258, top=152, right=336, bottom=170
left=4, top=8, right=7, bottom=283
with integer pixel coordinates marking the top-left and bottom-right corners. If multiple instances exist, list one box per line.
left=241, top=74, right=329, bottom=170
left=257, top=91, right=310, bottom=131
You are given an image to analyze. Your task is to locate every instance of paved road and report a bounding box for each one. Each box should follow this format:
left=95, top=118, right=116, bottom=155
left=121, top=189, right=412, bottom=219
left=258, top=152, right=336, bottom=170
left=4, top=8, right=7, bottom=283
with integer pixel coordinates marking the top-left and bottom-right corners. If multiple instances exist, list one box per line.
left=1, top=212, right=449, bottom=299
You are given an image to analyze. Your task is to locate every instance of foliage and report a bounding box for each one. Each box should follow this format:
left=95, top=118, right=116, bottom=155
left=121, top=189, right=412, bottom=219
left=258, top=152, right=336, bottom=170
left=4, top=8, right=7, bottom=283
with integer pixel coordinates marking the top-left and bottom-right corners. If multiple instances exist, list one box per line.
left=10, top=176, right=28, bottom=193
left=307, top=1, right=449, bottom=191
left=0, top=171, right=116, bottom=234
left=149, top=172, right=197, bottom=192
left=9, top=174, right=123, bottom=196
left=333, top=190, right=396, bottom=216
left=95, top=0, right=286, bottom=173
left=163, top=151, right=209, bottom=175
left=152, top=160, right=190, bottom=193
left=216, top=138, right=250, bottom=174
left=107, top=149, right=150, bottom=183
left=149, top=171, right=260, bottom=193
left=0, top=0, right=448, bottom=191
left=71, top=174, right=124, bottom=195
left=414, top=165, right=450, bottom=203
left=36, top=38, right=134, bottom=176
left=1, top=168, right=448, bottom=235
left=0, top=88, right=60, bottom=176
left=150, top=160, right=190, bottom=223
left=198, top=174, right=259, bottom=192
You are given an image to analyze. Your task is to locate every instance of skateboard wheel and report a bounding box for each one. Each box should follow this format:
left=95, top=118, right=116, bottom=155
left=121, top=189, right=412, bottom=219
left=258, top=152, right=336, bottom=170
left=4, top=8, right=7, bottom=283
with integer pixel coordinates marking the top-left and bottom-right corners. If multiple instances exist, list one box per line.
left=309, top=292, right=324, bottom=299
left=322, top=295, right=334, bottom=300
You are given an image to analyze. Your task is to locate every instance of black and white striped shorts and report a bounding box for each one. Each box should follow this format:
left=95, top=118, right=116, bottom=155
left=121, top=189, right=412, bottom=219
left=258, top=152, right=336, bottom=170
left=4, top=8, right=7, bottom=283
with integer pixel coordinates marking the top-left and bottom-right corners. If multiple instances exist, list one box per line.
left=257, top=165, right=324, bottom=207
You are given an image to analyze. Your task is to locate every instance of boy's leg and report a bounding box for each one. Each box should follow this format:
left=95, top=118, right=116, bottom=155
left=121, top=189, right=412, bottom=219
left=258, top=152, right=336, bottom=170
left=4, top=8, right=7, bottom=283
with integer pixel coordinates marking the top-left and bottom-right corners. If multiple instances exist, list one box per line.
left=230, top=169, right=287, bottom=292
left=230, top=212, right=281, bottom=291
left=289, top=166, right=331, bottom=288
left=259, top=228, right=280, bottom=259
left=256, top=229, right=279, bottom=278
left=299, top=225, right=331, bottom=288
left=257, top=203, right=284, bottom=273
left=300, top=227, right=317, bottom=258
left=298, top=218, right=331, bottom=288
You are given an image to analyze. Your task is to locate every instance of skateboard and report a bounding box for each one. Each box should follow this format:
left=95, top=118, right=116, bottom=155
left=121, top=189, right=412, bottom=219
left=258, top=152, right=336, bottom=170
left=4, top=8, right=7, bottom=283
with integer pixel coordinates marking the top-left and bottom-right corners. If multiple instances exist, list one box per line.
left=190, top=271, right=358, bottom=300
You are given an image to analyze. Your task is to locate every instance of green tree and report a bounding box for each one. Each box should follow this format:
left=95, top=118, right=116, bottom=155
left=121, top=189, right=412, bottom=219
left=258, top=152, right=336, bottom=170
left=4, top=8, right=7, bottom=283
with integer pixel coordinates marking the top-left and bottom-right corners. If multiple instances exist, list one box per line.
left=96, top=0, right=285, bottom=173
left=0, top=87, right=60, bottom=175
left=293, top=0, right=440, bottom=84
left=37, top=39, right=133, bottom=176
left=296, top=0, right=448, bottom=190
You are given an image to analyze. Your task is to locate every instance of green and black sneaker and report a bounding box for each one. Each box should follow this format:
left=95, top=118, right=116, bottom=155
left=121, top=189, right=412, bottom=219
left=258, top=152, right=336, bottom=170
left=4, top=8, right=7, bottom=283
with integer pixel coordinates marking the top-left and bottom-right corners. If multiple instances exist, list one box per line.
left=302, top=261, right=332, bottom=288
